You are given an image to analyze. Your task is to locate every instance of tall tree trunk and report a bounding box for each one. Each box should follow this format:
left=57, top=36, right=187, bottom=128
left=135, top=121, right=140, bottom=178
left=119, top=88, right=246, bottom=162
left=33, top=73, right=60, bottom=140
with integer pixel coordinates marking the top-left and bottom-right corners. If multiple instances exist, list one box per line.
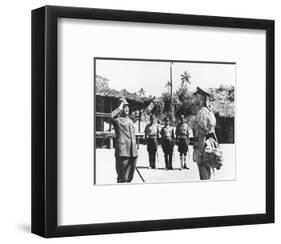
left=170, top=62, right=175, bottom=123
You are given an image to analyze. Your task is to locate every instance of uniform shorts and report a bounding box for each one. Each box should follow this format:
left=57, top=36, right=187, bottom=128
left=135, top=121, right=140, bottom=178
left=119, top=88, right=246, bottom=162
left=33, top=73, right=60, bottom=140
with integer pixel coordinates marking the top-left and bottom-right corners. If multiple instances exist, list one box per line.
left=162, top=139, right=174, bottom=154
left=178, top=137, right=189, bottom=154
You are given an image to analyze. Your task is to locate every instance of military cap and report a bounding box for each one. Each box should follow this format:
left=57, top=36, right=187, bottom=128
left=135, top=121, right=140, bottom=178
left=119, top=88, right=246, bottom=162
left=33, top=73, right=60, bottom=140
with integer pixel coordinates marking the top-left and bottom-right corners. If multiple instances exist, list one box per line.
left=120, top=98, right=129, bottom=105
left=194, top=87, right=211, bottom=97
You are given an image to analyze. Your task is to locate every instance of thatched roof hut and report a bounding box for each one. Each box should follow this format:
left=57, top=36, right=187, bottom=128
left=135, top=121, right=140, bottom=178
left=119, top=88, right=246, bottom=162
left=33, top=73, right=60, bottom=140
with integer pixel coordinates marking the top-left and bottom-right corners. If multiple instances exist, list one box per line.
left=208, top=86, right=235, bottom=143
left=209, top=86, right=235, bottom=118
left=210, top=100, right=235, bottom=118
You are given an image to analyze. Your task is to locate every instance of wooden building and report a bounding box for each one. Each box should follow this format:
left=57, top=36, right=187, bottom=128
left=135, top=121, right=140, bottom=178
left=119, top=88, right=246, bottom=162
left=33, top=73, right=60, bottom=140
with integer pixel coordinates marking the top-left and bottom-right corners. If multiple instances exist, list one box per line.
left=95, top=89, right=153, bottom=149
left=215, top=115, right=235, bottom=143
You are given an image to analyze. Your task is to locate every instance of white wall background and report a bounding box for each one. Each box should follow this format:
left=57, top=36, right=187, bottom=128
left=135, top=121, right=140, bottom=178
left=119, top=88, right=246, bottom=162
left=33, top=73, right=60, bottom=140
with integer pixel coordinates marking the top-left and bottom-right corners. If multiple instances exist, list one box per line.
left=0, top=0, right=279, bottom=243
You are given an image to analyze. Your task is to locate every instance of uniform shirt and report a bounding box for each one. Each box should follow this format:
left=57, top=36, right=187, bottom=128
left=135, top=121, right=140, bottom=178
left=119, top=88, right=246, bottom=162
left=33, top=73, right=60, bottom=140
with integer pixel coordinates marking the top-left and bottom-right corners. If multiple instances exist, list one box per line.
left=176, top=122, right=189, bottom=139
left=193, top=106, right=216, bottom=163
left=111, top=107, right=138, bottom=157
left=144, top=122, right=159, bottom=138
left=160, top=126, right=175, bottom=140
left=194, top=107, right=216, bottom=138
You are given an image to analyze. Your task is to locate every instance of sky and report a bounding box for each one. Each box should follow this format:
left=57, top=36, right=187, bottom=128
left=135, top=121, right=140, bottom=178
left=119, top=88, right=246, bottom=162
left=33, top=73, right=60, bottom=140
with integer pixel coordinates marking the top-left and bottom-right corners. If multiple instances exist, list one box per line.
left=96, top=59, right=236, bottom=97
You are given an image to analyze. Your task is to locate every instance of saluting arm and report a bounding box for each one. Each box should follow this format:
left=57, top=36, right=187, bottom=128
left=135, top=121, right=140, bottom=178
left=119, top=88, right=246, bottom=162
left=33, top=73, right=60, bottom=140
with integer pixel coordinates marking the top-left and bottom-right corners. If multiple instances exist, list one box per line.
left=111, top=104, right=123, bottom=120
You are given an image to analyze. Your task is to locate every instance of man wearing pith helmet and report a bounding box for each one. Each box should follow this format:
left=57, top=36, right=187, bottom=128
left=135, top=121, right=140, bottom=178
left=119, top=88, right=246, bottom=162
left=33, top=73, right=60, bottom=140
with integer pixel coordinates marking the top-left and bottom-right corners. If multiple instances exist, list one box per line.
left=111, top=98, right=138, bottom=183
left=193, top=87, right=217, bottom=180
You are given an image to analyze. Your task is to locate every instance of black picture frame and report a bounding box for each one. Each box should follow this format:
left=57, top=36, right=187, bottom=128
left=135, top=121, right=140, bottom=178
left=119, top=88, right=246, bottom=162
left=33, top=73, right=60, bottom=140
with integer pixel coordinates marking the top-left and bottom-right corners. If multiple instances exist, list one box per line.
left=31, top=5, right=275, bottom=238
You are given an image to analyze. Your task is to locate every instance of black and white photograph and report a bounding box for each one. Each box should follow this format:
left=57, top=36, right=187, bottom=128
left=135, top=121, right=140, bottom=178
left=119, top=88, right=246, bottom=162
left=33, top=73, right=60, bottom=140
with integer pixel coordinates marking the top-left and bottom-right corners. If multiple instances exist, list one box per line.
left=94, top=58, right=236, bottom=185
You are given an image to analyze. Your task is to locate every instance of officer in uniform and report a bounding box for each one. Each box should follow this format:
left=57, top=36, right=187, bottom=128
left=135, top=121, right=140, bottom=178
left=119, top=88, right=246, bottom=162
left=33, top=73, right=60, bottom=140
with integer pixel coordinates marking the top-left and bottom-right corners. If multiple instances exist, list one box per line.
left=160, top=117, right=175, bottom=170
left=193, top=87, right=217, bottom=180
left=144, top=115, right=159, bottom=169
left=111, top=98, right=138, bottom=183
left=176, top=114, right=190, bottom=170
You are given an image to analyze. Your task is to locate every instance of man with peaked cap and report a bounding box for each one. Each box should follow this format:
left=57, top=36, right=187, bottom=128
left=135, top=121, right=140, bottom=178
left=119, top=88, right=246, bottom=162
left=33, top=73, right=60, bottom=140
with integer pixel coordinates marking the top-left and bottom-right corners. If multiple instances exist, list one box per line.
left=176, top=114, right=190, bottom=170
left=160, top=117, right=175, bottom=170
left=111, top=98, right=138, bottom=183
left=144, top=114, right=160, bottom=169
left=193, top=87, right=217, bottom=180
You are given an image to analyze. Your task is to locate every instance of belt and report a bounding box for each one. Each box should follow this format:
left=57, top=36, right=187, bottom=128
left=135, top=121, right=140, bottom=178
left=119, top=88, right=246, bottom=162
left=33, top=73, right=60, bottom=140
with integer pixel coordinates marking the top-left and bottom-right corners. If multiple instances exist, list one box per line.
left=178, top=135, right=188, bottom=138
left=147, top=135, right=157, bottom=139
left=162, top=137, right=172, bottom=140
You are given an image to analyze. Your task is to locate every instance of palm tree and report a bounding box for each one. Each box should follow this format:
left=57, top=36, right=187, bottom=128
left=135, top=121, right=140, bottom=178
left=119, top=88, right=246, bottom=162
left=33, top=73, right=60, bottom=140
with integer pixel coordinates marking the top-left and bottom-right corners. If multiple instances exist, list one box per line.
left=137, top=88, right=146, bottom=97
left=180, top=71, right=191, bottom=87
left=165, top=81, right=172, bottom=93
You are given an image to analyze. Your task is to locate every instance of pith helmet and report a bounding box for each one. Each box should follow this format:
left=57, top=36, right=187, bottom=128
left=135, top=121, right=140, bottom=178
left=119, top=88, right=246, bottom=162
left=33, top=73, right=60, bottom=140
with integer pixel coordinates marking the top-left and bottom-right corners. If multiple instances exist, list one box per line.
left=120, top=98, right=129, bottom=105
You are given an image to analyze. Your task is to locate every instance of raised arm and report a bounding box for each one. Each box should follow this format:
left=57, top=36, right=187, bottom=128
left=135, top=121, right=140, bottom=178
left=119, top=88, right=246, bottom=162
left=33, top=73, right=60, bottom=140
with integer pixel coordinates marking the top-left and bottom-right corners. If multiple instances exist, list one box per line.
left=111, top=100, right=124, bottom=120
left=111, top=107, right=122, bottom=119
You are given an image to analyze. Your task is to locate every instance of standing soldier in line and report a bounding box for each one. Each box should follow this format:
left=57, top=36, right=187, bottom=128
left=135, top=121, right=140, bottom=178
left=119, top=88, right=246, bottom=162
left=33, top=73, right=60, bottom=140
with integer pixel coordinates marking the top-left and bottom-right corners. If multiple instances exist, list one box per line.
left=144, top=115, right=159, bottom=169
left=111, top=98, right=138, bottom=183
left=193, top=87, right=217, bottom=180
left=176, top=114, right=190, bottom=170
left=160, top=117, right=175, bottom=170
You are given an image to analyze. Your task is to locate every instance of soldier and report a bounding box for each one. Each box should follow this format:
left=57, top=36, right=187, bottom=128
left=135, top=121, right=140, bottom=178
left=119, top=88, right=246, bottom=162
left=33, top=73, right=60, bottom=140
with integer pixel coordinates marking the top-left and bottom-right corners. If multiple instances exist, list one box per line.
left=176, top=114, right=190, bottom=170
left=144, top=115, right=159, bottom=169
left=111, top=98, right=138, bottom=183
left=160, top=117, right=175, bottom=170
left=193, top=87, right=217, bottom=180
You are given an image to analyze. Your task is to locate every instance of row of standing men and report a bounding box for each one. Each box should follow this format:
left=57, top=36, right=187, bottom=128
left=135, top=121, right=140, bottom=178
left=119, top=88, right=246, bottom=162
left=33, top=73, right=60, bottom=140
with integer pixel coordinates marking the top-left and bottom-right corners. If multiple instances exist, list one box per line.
left=145, top=114, right=189, bottom=171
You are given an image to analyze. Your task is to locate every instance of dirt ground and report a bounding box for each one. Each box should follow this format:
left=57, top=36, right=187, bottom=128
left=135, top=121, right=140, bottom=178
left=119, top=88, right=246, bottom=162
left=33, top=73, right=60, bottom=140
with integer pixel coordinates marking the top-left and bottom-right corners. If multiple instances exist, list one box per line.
left=95, top=144, right=236, bottom=185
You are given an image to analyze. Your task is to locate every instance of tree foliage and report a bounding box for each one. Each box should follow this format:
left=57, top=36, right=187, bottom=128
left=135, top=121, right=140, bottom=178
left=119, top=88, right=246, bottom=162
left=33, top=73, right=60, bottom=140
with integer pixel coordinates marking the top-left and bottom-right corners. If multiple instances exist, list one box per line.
left=209, top=85, right=235, bottom=117
left=96, top=75, right=109, bottom=92
left=180, top=71, right=191, bottom=86
left=96, top=74, right=235, bottom=125
left=138, top=88, right=146, bottom=97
